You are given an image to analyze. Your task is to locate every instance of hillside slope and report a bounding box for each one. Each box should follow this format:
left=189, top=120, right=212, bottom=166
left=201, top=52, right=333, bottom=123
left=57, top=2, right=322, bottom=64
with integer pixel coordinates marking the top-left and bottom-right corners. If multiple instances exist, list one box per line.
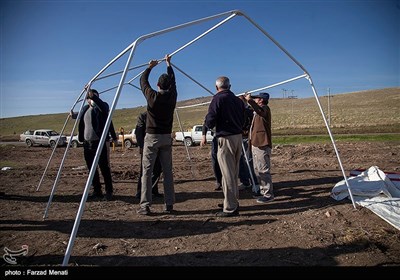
left=0, top=87, right=398, bottom=138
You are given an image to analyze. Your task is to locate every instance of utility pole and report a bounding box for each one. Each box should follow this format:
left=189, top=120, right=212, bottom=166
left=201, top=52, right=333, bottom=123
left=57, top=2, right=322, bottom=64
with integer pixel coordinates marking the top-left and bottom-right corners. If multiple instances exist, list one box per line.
left=327, top=88, right=331, bottom=126
left=282, top=88, right=287, bottom=98
left=288, top=91, right=297, bottom=127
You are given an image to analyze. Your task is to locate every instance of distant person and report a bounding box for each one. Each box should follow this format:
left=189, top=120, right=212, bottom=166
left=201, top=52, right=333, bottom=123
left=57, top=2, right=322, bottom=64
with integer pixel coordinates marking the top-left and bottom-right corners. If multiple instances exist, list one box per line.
left=200, top=123, right=222, bottom=191
left=244, top=92, right=274, bottom=203
left=137, top=54, right=177, bottom=215
left=71, top=88, right=118, bottom=201
left=205, top=76, right=245, bottom=217
left=135, top=111, right=163, bottom=199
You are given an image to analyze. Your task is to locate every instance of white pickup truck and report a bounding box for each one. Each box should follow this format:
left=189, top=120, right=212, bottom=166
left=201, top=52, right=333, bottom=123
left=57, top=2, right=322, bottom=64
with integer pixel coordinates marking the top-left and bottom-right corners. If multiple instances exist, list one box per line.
left=24, top=129, right=67, bottom=148
left=66, top=135, right=83, bottom=148
left=175, top=125, right=213, bottom=146
left=19, top=130, right=34, bottom=142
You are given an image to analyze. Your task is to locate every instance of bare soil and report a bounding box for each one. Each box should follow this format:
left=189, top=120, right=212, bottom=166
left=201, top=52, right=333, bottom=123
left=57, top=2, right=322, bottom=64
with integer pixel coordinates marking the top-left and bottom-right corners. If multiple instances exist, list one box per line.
left=0, top=141, right=399, bottom=268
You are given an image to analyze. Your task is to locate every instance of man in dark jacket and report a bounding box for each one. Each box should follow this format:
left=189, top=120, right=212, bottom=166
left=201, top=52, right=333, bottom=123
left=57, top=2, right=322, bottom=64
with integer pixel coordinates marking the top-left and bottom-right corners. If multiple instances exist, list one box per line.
left=137, top=54, right=177, bottom=215
left=134, top=111, right=163, bottom=199
left=205, top=76, right=245, bottom=217
left=74, top=89, right=118, bottom=201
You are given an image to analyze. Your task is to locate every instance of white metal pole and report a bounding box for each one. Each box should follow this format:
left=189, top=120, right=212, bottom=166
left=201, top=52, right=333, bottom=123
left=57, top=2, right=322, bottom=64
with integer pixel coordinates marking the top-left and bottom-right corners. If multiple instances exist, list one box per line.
left=58, top=8, right=358, bottom=266
left=171, top=63, right=214, bottom=96
left=36, top=89, right=87, bottom=192
left=176, top=74, right=308, bottom=110
left=169, top=14, right=237, bottom=58
left=240, top=13, right=309, bottom=75
left=62, top=43, right=137, bottom=266
left=306, top=76, right=356, bottom=208
left=241, top=141, right=256, bottom=190
left=245, top=74, right=307, bottom=95
left=35, top=115, right=70, bottom=192
left=95, top=62, right=149, bottom=82
left=42, top=95, right=87, bottom=219
left=62, top=11, right=245, bottom=265
left=87, top=10, right=242, bottom=86
left=174, top=109, right=195, bottom=178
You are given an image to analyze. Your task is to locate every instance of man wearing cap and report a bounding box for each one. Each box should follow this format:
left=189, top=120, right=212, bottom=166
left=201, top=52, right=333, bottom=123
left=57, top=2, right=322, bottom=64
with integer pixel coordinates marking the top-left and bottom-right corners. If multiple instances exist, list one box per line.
left=244, top=92, right=274, bottom=203
left=205, top=76, right=245, bottom=217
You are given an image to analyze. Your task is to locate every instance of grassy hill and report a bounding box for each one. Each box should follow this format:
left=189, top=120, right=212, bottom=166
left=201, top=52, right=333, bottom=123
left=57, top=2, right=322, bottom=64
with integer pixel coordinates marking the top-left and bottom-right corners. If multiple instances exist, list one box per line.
left=0, top=87, right=399, bottom=141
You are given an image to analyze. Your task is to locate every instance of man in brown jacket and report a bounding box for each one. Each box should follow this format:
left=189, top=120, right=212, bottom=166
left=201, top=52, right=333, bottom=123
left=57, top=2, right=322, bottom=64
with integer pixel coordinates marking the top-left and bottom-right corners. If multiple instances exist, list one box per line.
left=244, top=92, right=274, bottom=203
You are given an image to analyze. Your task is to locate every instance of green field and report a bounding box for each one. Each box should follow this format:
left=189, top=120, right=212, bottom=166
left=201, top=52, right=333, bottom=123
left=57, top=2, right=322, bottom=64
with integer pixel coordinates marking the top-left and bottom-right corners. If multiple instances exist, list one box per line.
left=273, top=133, right=400, bottom=145
left=1, top=87, right=399, bottom=142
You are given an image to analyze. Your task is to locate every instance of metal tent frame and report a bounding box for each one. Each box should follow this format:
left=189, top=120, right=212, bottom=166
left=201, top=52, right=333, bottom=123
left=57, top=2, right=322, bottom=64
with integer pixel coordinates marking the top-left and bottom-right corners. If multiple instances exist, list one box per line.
left=35, top=10, right=355, bottom=266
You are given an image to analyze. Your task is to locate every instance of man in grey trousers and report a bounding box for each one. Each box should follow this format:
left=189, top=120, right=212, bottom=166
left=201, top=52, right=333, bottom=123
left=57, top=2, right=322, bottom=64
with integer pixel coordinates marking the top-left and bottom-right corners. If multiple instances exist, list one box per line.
left=137, top=54, right=177, bottom=215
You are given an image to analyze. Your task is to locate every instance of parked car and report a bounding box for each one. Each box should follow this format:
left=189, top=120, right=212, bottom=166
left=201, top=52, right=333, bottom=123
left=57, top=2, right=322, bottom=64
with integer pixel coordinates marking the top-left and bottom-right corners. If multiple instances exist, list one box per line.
left=24, top=129, right=67, bottom=148
left=66, top=135, right=83, bottom=148
left=175, top=125, right=213, bottom=146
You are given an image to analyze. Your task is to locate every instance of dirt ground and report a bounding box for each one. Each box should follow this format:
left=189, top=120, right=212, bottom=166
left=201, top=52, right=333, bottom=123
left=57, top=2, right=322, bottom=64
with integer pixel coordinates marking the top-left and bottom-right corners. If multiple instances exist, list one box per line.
left=0, top=141, right=399, bottom=268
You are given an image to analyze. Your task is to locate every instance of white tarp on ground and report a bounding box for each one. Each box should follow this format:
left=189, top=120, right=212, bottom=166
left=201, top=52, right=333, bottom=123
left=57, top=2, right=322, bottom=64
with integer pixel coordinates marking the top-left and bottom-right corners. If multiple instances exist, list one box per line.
left=331, top=166, right=400, bottom=230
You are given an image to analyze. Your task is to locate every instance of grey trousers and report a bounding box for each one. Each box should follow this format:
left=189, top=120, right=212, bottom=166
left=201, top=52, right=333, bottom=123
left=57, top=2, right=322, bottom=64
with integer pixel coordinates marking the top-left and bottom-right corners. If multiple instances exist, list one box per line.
left=252, top=146, right=273, bottom=198
left=140, top=133, right=175, bottom=208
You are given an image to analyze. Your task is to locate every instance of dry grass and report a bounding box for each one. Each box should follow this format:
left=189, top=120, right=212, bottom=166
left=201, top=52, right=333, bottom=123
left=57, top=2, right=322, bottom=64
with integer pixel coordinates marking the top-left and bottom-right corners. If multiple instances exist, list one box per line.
left=173, top=87, right=400, bottom=135
left=0, top=87, right=399, bottom=139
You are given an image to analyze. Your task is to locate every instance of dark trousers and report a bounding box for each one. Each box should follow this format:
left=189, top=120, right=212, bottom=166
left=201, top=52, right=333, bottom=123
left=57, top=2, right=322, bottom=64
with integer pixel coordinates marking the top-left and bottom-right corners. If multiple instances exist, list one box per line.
left=83, top=140, right=113, bottom=194
left=211, top=137, right=222, bottom=187
left=137, top=152, right=162, bottom=195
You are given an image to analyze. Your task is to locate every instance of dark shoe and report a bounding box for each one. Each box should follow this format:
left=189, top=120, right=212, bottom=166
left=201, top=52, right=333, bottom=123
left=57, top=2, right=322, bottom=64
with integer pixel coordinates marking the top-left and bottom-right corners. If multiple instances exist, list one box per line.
left=137, top=206, right=150, bottom=215
left=88, top=191, right=104, bottom=200
left=218, top=202, right=239, bottom=209
left=256, top=196, right=275, bottom=203
left=216, top=209, right=239, bottom=217
left=135, top=192, right=141, bottom=199
left=238, top=183, right=251, bottom=191
left=163, top=205, right=174, bottom=214
left=252, top=191, right=262, bottom=198
left=104, top=192, right=113, bottom=201
left=152, top=192, right=164, bottom=198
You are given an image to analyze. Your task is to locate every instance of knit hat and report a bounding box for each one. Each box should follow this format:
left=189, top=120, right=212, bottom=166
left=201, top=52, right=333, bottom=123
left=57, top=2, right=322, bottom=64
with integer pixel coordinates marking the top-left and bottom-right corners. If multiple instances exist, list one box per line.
left=158, top=74, right=172, bottom=90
